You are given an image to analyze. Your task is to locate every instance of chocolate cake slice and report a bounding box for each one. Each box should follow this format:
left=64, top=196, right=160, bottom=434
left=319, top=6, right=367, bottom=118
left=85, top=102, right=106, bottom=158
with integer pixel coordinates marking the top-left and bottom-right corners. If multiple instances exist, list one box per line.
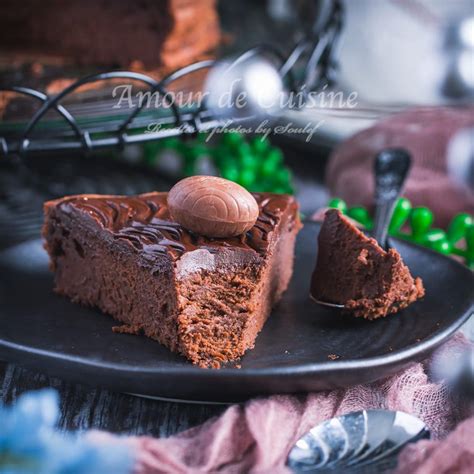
left=43, top=192, right=301, bottom=368
left=311, top=209, right=424, bottom=319
left=0, top=0, right=220, bottom=69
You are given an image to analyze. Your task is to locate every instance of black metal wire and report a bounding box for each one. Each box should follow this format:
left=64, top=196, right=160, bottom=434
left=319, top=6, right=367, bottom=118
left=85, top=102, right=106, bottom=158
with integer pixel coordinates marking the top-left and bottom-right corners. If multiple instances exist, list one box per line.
left=117, top=60, right=218, bottom=144
left=17, top=71, right=161, bottom=155
left=0, top=0, right=343, bottom=158
left=2, top=86, right=89, bottom=152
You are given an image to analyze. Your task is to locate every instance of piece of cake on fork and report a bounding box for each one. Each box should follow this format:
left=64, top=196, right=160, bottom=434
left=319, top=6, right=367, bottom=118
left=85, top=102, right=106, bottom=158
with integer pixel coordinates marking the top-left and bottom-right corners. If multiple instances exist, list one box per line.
left=311, top=209, right=424, bottom=319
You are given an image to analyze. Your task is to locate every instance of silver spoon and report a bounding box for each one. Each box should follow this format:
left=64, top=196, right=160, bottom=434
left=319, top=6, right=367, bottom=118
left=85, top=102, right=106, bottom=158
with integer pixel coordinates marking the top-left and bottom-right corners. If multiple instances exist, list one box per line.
left=311, top=148, right=412, bottom=309
left=287, top=409, right=429, bottom=473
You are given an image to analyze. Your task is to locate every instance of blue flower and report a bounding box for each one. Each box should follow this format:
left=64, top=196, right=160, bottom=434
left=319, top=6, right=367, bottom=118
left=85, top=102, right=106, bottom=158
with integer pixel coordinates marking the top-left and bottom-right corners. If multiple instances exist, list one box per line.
left=0, top=389, right=133, bottom=474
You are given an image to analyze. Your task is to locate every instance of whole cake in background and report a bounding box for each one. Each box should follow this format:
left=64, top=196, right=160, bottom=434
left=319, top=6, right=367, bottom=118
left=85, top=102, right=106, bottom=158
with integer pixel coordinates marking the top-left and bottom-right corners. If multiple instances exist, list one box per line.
left=42, top=177, right=301, bottom=368
left=0, top=0, right=221, bottom=69
left=311, top=209, right=424, bottom=319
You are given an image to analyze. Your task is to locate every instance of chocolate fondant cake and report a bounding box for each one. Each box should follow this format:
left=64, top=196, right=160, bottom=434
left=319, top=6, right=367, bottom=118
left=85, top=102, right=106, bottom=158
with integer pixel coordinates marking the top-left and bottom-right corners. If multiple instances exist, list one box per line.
left=0, top=0, right=220, bottom=69
left=43, top=192, right=301, bottom=368
left=311, top=209, right=424, bottom=319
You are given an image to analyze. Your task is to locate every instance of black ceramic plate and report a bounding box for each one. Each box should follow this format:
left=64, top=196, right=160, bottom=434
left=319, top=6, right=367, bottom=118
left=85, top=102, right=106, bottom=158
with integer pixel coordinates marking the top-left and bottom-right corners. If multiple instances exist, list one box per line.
left=0, top=222, right=472, bottom=402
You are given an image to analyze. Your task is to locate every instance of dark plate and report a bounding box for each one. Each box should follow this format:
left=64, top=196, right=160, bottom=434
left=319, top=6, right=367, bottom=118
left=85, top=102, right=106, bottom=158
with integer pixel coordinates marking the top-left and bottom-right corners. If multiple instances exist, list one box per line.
left=0, top=222, right=472, bottom=402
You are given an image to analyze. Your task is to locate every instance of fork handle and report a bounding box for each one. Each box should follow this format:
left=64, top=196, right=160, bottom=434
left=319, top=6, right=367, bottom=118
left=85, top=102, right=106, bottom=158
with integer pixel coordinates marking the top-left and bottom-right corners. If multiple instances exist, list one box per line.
left=373, top=149, right=411, bottom=249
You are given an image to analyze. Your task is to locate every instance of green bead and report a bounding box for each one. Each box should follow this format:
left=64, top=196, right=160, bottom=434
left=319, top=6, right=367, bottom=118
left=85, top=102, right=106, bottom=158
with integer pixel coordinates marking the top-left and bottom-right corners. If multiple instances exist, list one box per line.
left=465, top=225, right=474, bottom=264
left=424, top=228, right=447, bottom=243
left=430, top=237, right=452, bottom=255
left=275, top=168, right=291, bottom=185
left=222, top=132, right=244, bottom=148
left=389, top=197, right=412, bottom=233
left=247, top=182, right=262, bottom=193
left=273, top=186, right=288, bottom=194
left=221, top=165, right=239, bottom=182
left=259, top=149, right=284, bottom=179
left=466, top=224, right=474, bottom=244
left=348, top=206, right=373, bottom=229
left=266, top=148, right=284, bottom=166
left=237, top=169, right=257, bottom=189
left=410, top=207, right=434, bottom=242
left=236, top=142, right=252, bottom=158
left=251, top=136, right=270, bottom=156
left=447, top=213, right=473, bottom=244
left=260, top=158, right=278, bottom=177
left=240, top=152, right=258, bottom=171
left=327, top=198, right=347, bottom=214
left=255, top=179, right=271, bottom=192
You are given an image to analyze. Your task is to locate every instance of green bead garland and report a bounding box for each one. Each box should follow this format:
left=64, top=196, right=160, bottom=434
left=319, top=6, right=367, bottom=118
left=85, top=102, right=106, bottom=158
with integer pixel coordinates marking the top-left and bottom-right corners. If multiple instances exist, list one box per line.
left=327, top=197, right=474, bottom=269
left=142, top=132, right=295, bottom=195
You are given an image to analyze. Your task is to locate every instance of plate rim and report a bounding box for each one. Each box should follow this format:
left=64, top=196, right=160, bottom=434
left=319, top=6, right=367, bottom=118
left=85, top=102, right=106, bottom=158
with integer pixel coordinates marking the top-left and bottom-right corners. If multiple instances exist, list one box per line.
left=1, top=308, right=471, bottom=378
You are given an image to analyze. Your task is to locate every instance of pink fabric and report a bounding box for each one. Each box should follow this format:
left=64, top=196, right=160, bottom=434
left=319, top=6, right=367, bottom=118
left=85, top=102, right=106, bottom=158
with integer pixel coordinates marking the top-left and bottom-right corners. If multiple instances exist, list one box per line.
left=125, top=333, right=473, bottom=474
left=395, top=417, right=474, bottom=474
left=326, top=107, right=474, bottom=228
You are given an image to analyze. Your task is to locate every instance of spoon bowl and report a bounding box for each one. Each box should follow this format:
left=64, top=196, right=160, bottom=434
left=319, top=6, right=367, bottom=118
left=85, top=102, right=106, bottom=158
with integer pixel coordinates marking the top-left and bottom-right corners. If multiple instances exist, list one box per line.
left=287, top=410, right=429, bottom=472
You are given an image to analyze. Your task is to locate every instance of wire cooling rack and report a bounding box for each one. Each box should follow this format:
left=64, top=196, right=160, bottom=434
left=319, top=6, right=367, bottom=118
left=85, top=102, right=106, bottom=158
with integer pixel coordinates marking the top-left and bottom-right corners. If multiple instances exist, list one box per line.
left=0, top=0, right=343, bottom=158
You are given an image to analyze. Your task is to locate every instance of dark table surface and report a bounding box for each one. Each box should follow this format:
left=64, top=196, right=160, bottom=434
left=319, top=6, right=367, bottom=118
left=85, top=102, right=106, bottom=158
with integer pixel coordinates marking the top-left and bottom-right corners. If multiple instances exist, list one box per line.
left=0, top=361, right=226, bottom=438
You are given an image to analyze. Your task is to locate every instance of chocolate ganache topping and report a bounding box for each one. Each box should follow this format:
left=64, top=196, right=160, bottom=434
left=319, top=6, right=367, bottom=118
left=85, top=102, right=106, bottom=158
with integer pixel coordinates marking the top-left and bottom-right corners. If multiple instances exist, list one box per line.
left=58, top=192, right=297, bottom=260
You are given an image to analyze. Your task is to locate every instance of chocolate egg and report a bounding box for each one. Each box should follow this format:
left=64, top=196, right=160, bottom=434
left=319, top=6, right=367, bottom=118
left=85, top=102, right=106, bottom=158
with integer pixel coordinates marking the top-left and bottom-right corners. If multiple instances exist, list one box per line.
left=168, top=176, right=259, bottom=238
